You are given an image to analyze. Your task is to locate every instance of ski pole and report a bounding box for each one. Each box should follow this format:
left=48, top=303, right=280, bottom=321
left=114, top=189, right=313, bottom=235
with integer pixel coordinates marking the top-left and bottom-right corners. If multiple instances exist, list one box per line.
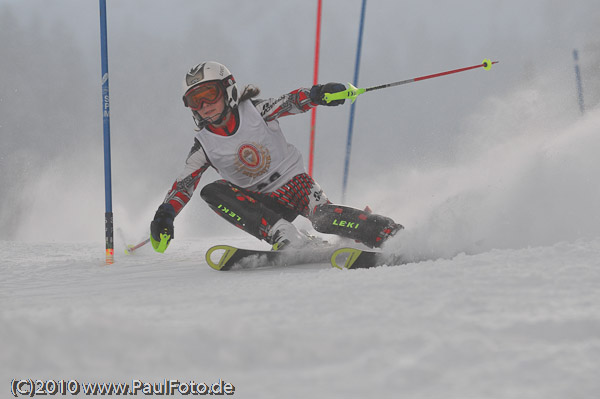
left=126, top=238, right=150, bottom=254
left=324, top=59, right=499, bottom=104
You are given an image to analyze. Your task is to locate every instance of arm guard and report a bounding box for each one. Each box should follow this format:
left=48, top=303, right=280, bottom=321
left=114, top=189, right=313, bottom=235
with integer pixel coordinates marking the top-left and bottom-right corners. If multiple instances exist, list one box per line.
left=163, top=138, right=211, bottom=215
left=252, top=88, right=317, bottom=122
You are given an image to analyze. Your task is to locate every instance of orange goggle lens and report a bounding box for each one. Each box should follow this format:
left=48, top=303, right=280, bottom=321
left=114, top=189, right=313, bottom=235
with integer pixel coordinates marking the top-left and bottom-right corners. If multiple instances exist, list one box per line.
left=184, top=83, right=223, bottom=110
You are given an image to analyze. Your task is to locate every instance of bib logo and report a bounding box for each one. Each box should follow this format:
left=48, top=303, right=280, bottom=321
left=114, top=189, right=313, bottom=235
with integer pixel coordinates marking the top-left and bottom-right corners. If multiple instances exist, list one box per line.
left=236, top=143, right=271, bottom=177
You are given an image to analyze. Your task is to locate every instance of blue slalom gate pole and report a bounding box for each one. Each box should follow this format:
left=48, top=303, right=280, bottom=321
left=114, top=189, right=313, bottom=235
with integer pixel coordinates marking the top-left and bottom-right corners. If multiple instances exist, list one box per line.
left=573, top=49, right=585, bottom=115
left=342, top=0, right=367, bottom=203
left=99, top=0, right=114, bottom=264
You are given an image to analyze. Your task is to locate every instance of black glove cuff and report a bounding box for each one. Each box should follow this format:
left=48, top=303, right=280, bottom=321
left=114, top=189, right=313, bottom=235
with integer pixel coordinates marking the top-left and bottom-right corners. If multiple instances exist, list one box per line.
left=309, top=84, right=324, bottom=105
left=155, top=203, right=176, bottom=220
left=310, top=83, right=346, bottom=106
left=151, top=203, right=176, bottom=241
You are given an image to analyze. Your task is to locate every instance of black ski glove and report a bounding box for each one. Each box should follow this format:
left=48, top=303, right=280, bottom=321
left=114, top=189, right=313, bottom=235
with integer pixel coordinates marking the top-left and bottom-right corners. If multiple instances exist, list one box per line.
left=150, top=203, right=175, bottom=253
left=310, top=82, right=346, bottom=106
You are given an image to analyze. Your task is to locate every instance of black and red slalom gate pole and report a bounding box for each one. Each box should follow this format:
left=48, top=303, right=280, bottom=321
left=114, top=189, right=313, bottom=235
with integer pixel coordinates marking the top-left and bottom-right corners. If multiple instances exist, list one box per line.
left=324, top=59, right=499, bottom=104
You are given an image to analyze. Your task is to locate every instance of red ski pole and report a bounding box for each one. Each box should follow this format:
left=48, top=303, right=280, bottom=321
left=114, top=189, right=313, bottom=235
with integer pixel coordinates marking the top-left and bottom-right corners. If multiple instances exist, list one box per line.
left=126, top=238, right=150, bottom=254
left=324, top=59, right=499, bottom=104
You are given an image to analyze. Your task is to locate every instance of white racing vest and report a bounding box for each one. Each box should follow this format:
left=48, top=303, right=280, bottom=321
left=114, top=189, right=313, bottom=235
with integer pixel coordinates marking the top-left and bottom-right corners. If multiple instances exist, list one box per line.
left=195, top=100, right=306, bottom=193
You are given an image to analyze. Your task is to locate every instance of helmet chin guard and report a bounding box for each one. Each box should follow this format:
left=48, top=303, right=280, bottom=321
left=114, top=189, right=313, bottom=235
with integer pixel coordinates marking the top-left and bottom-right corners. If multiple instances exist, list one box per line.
left=191, top=108, right=229, bottom=129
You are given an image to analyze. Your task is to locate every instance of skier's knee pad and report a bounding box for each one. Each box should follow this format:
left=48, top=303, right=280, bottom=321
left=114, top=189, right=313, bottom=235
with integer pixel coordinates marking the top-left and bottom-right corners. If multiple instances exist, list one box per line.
left=200, top=180, right=279, bottom=240
left=311, top=204, right=402, bottom=248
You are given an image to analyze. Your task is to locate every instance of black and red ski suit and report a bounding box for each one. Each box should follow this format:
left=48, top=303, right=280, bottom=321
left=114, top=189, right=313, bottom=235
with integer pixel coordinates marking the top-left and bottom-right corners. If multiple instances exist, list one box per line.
left=160, top=87, right=400, bottom=248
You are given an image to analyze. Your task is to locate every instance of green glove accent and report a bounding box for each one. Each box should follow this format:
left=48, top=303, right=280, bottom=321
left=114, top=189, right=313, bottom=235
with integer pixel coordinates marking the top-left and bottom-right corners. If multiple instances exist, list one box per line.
left=151, top=231, right=171, bottom=253
left=323, top=83, right=366, bottom=104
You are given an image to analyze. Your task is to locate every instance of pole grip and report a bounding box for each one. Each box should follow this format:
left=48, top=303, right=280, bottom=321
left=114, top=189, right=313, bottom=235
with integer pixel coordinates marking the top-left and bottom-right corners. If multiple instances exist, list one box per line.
left=323, top=83, right=366, bottom=104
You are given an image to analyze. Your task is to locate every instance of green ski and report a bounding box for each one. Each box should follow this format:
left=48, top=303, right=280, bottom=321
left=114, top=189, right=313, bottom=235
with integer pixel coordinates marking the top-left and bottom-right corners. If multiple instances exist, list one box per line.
left=205, top=244, right=333, bottom=271
left=330, top=248, right=405, bottom=269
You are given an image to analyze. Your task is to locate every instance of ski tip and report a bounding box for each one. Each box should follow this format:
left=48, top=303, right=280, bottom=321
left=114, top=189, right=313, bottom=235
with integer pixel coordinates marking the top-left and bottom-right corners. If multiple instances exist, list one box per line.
left=331, top=248, right=364, bottom=269
left=205, top=245, right=238, bottom=271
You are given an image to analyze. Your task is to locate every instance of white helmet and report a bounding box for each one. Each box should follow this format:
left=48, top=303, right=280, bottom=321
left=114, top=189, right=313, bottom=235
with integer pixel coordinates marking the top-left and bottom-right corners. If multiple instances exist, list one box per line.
left=182, top=61, right=238, bottom=128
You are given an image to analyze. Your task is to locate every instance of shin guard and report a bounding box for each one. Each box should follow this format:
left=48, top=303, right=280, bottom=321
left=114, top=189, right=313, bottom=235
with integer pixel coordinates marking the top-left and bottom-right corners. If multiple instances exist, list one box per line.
left=200, top=180, right=282, bottom=241
left=311, top=204, right=402, bottom=248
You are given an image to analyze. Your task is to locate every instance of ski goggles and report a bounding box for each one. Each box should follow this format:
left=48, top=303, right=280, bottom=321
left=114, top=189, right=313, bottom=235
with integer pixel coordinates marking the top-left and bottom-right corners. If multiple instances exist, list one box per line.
left=183, top=82, right=224, bottom=110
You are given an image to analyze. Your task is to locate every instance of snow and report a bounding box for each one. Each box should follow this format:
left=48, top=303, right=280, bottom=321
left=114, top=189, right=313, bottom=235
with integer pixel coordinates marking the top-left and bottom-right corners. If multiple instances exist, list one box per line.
left=4, top=91, right=600, bottom=398
left=4, top=1, right=600, bottom=397
left=4, top=101, right=600, bottom=398
left=2, top=234, right=600, bottom=398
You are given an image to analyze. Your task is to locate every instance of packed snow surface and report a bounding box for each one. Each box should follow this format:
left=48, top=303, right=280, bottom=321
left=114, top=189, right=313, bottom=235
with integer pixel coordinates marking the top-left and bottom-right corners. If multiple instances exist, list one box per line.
left=4, top=103, right=600, bottom=398
left=4, top=2, right=600, bottom=397
left=2, top=235, right=600, bottom=398
left=4, top=94, right=600, bottom=399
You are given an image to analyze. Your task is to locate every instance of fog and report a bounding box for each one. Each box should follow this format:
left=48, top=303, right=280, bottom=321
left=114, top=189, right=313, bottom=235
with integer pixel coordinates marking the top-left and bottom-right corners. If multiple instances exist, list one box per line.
left=1, top=0, right=599, bottom=254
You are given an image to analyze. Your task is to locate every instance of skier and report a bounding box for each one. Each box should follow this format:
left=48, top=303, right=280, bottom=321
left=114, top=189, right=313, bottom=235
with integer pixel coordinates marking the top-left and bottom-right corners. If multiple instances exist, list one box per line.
left=150, top=61, right=402, bottom=253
